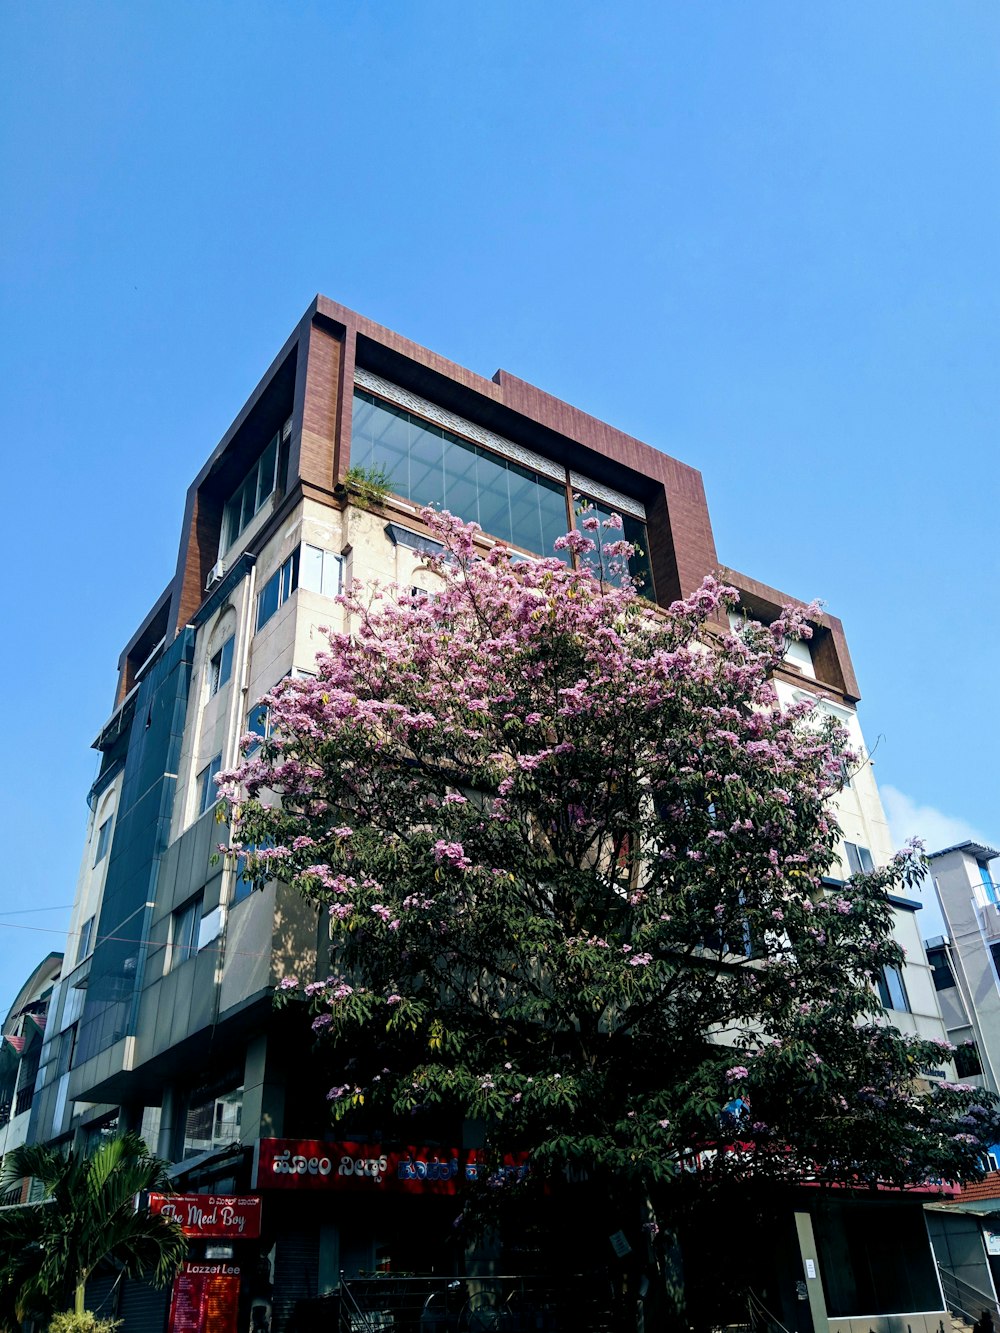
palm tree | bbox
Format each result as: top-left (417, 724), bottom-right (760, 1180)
top-left (0, 1132), bottom-right (187, 1326)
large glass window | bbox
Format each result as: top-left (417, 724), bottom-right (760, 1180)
top-left (352, 391), bottom-right (654, 594)
top-left (926, 946), bottom-right (956, 992)
top-left (222, 432), bottom-right (280, 553)
top-left (351, 391), bottom-right (571, 559)
top-left (76, 915), bottom-right (95, 965)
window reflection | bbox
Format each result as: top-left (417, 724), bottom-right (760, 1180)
top-left (350, 389), bottom-right (653, 596)
top-left (351, 391), bottom-right (571, 561)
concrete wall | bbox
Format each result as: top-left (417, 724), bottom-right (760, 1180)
top-left (934, 850), bottom-right (1000, 1092)
top-left (774, 680), bottom-right (951, 1050)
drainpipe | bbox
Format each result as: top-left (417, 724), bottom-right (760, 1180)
top-left (211, 563), bottom-right (258, 1021)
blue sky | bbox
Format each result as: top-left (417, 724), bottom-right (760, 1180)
top-left (1, 2), bottom-right (998, 989)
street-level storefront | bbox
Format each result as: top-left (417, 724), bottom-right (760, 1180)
top-left (151, 1192), bottom-right (263, 1333)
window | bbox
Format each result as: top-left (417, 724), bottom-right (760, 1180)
top-left (877, 965), bottom-right (910, 1013)
top-left (233, 851), bottom-right (255, 905)
top-left (93, 817), bottom-right (112, 865)
top-left (76, 916), bottom-right (95, 966)
top-left (209, 636), bottom-right (235, 695)
top-left (956, 1043), bottom-right (983, 1080)
top-left (233, 838), bottom-right (272, 904)
top-left (385, 523), bottom-right (445, 557)
top-left (183, 1084), bottom-right (243, 1159)
top-left (246, 703), bottom-right (271, 754)
top-left (256, 551), bottom-right (299, 631)
top-left (926, 946), bottom-right (956, 992)
top-left (576, 498), bottom-right (655, 595)
top-left (197, 755), bottom-right (222, 816)
top-left (300, 544), bottom-right (342, 599)
top-left (980, 861), bottom-right (998, 906)
top-left (171, 895), bottom-right (204, 969)
top-left (222, 431), bottom-right (281, 552)
top-left (198, 906), bottom-right (222, 950)
top-left (352, 390), bottom-right (571, 559)
top-left (845, 843), bottom-right (875, 877)
top-left (83, 1110), bottom-right (120, 1155)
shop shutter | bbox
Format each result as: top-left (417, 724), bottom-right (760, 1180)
top-left (84, 1273), bottom-right (119, 1322)
top-left (119, 1276), bottom-right (170, 1332)
top-left (272, 1228), bottom-right (320, 1332)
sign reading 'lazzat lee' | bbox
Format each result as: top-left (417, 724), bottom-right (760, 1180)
top-left (253, 1139), bottom-right (529, 1193)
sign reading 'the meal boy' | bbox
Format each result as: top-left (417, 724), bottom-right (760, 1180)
top-left (148, 1194), bottom-right (262, 1239)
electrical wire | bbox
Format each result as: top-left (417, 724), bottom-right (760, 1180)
top-left (0, 913), bottom-right (308, 961)
top-left (0, 904), bottom-right (73, 915)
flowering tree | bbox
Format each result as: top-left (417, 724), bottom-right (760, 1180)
top-left (222, 508), bottom-right (997, 1285)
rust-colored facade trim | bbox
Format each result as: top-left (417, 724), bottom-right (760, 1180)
top-left (111, 295), bottom-right (861, 718)
top-left (719, 565), bottom-right (861, 704)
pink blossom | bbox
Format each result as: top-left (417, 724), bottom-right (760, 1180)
top-left (433, 840), bottom-right (472, 870)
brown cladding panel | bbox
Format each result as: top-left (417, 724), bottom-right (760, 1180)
top-left (175, 489), bottom-right (225, 630)
top-left (720, 565), bottom-right (861, 703)
top-left (289, 319), bottom-right (343, 496)
top-left (318, 296), bottom-right (719, 603)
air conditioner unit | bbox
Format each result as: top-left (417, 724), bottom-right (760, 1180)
top-left (205, 560), bottom-right (225, 591)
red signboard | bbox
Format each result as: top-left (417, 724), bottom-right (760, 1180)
top-left (149, 1193), bottom-right (261, 1238)
top-left (253, 1139), bottom-right (529, 1194)
top-left (168, 1264), bottom-right (241, 1333)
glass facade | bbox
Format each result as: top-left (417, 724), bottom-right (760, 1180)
top-left (76, 629), bottom-right (197, 1067)
top-left (351, 390), bottom-right (654, 595)
top-left (351, 391), bottom-right (571, 560)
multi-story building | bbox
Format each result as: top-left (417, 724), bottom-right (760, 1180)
top-left (0, 951), bottom-right (62, 1202)
top-left (923, 841), bottom-right (1000, 1092)
top-left (22, 296), bottom-right (956, 1331)
top-left (917, 844), bottom-right (1000, 1319)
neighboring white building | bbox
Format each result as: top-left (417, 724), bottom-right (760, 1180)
top-left (726, 575), bottom-right (953, 1060)
top-left (925, 841), bottom-right (1000, 1092)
